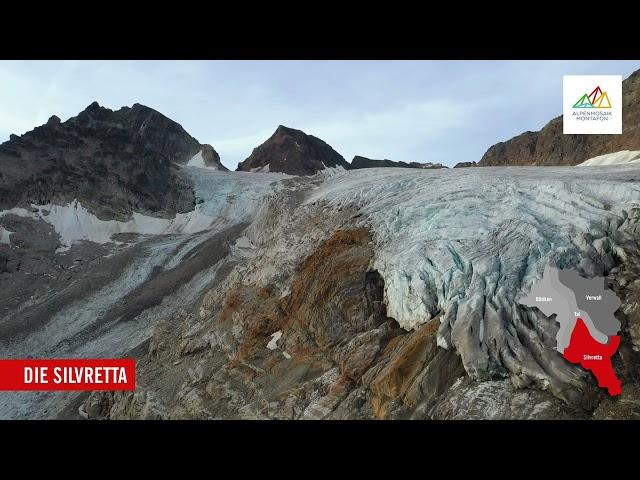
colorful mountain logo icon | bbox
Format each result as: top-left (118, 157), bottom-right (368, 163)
top-left (573, 86), bottom-right (612, 109)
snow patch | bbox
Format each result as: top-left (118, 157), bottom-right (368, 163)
top-left (234, 236), bottom-right (255, 250)
top-left (0, 168), bottom-right (288, 252)
top-left (0, 200), bottom-right (217, 252)
top-left (0, 226), bottom-right (12, 245)
top-left (250, 164), bottom-right (270, 173)
top-left (267, 331), bottom-right (282, 350)
top-left (186, 149), bottom-right (221, 170)
top-left (187, 150), bottom-right (206, 168)
top-left (578, 150), bottom-right (640, 166)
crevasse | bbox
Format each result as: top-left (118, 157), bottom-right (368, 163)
top-left (306, 166), bottom-right (640, 399)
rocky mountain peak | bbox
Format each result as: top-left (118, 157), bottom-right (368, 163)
top-left (0, 102), bottom-right (224, 220)
top-left (236, 125), bottom-right (350, 175)
top-left (46, 115), bottom-right (61, 126)
top-left (72, 101), bottom-right (114, 125)
top-left (275, 124), bottom-right (295, 134)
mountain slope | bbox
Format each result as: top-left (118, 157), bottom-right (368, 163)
top-left (3, 100), bottom-right (640, 421)
top-left (73, 165), bottom-right (640, 420)
top-left (0, 102), bottom-right (224, 219)
top-left (2, 145), bottom-right (640, 419)
top-left (236, 125), bottom-right (350, 175)
top-left (479, 69), bottom-right (640, 166)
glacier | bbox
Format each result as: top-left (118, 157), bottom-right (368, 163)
top-left (0, 167), bottom-right (287, 252)
top-left (3, 163), bottom-right (640, 414)
top-left (305, 166), bottom-right (640, 398)
top-left (0, 226), bottom-right (12, 245)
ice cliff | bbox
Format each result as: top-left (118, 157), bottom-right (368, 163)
top-left (306, 166), bottom-right (640, 399)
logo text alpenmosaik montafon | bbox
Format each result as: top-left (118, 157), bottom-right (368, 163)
top-left (563, 75), bottom-right (622, 134)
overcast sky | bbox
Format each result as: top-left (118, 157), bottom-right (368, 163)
top-left (1, 60), bottom-right (638, 169)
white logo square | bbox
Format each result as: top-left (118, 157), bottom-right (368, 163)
top-left (563, 75), bottom-right (622, 134)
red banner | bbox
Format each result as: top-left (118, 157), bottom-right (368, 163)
top-left (0, 359), bottom-right (135, 391)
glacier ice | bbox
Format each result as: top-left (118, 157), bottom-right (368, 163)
top-left (305, 166), bottom-right (640, 397)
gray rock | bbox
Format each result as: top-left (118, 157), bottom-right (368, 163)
top-left (0, 102), bottom-right (221, 220)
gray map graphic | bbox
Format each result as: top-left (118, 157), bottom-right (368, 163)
top-left (518, 264), bottom-right (621, 353)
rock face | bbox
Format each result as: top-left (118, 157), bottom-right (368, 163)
top-left (351, 156), bottom-right (414, 169)
top-left (4, 96), bottom-right (640, 420)
top-left (351, 156), bottom-right (446, 169)
top-left (200, 144), bottom-right (226, 170)
top-left (479, 69), bottom-right (640, 166)
top-left (0, 102), bottom-right (216, 219)
top-left (81, 225), bottom-right (584, 420)
top-left (453, 161), bottom-right (477, 168)
top-left (236, 125), bottom-right (350, 175)
top-left (186, 143), bottom-right (227, 170)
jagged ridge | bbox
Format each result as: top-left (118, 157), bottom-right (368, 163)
top-left (0, 102), bottom-right (224, 219)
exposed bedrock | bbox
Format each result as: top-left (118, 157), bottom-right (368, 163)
top-left (85, 224), bottom-right (582, 419)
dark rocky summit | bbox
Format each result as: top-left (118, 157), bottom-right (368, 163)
top-left (453, 161), bottom-right (477, 168)
top-left (0, 102), bottom-right (221, 219)
top-left (479, 69), bottom-right (640, 166)
top-left (351, 155), bottom-right (446, 169)
top-left (236, 125), bottom-right (350, 175)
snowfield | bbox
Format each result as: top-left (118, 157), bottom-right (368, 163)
top-left (186, 150), bottom-right (208, 168)
top-left (578, 150), bottom-right (640, 166)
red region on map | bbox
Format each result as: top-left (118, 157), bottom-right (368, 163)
top-left (563, 318), bottom-right (621, 396)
